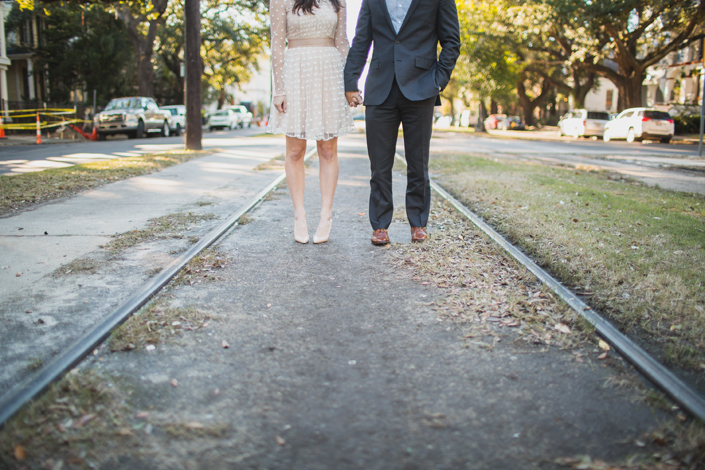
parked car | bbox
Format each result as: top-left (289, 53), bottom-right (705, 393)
top-left (558, 109), bottom-right (610, 138)
top-left (94, 97), bottom-right (171, 140)
top-left (603, 108), bottom-right (675, 143)
top-left (229, 105), bottom-right (253, 128)
top-left (159, 105), bottom-right (185, 136)
top-left (208, 108), bottom-right (241, 131)
top-left (484, 114), bottom-right (506, 130)
top-left (497, 115), bottom-right (525, 130)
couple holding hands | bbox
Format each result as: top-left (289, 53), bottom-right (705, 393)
top-left (266, 0), bottom-right (460, 245)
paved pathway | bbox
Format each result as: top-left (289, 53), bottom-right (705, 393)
top-left (0, 135), bottom-right (666, 468)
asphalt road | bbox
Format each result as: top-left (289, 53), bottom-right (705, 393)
top-left (2, 127), bottom-right (703, 194)
top-left (0, 126), bottom-right (266, 175)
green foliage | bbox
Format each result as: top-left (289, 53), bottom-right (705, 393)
top-left (35, 3), bottom-right (137, 105)
top-left (674, 114), bottom-right (702, 135)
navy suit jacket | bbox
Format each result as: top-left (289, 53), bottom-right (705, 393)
top-left (344, 0), bottom-right (461, 106)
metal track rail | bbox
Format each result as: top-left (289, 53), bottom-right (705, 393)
top-left (0, 149), bottom-right (316, 427)
top-left (395, 153), bottom-right (705, 422)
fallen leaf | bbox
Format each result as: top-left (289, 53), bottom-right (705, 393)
top-left (554, 323), bottom-right (571, 334)
top-left (14, 445), bottom-right (25, 460)
top-left (15, 272), bottom-right (22, 277)
top-left (598, 340), bottom-right (611, 351)
top-left (572, 218), bottom-right (578, 223)
top-left (598, 352), bottom-right (608, 360)
top-left (76, 414), bottom-right (96, 427)
top-left (222, 340), bottom-right (229, 349)
top-left (135, 411), bottom-right (150, 419)
top-left (357, 212), bottom-right (366, 216)
top-left (170, 379), bottom-right (178, 387)
top-left (116, 428), bottom-right (133, 436)
top-left (25, 310), bottom-right (32, 314)
top-left (276, 435), bottom-right (286, 446)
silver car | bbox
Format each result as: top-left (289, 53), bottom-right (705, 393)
top-left (95, 97), bottom-right (172, 140)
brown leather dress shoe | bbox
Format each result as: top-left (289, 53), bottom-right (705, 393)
top-left (371, 228), bottom-right (390, 245)
top-left (410, 227), bottom-right (428, 242)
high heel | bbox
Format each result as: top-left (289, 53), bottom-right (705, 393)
top-left (313, 217), bottom-right (332, 244)
top-left (294, 216), bottom-right (309, 244)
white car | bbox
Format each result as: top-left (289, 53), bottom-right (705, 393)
top-left (208, 109), bottom-right (240, 131)
top-left (558, 109), bottom-right (610, 138)
top-left (159, 105), bottom-right (185, 136)
top-left (229, 105), bottom-right (253, 128)
top-left (603, 108), bottom-right (675, 143)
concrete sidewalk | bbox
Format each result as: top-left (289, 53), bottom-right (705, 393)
top-left (1, 137), bottom-right (667, 469)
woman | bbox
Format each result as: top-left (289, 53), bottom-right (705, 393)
top-left (266, 0), bottom-right (355, 244)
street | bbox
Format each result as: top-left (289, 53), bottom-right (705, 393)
top-left (0, 126), bottom-right (265, 175)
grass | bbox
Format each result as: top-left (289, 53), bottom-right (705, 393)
top-left (171, 248), bottom-right (229, 286)
top-left (103, 211), bottom-right (216, 252)
top-left (0, 368), bottom-right (137, 469)
top-left (428, 152), bottom-right (705, 371)
top-left (51, 257), bottom-right (100, 277)
top-left (0, 150), bottom-right (213, 217)
top-left (254, 153), bottom-right (285, 171)
top-left (108, 299), bottom-right (213, 351)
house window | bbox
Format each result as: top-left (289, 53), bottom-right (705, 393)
top-left (605, 90), bottom-right (613, 109)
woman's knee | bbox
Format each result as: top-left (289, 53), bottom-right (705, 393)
top-left (317, 141), bottom-right (337, 162)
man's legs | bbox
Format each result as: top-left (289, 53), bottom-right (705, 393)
top-left (365, 82), bottom-right (402, 230)
top-left (400, 97), bottom-right (435, 228)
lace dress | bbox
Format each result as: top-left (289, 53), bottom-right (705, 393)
top-left (266, 0), bottom-right (355, 141)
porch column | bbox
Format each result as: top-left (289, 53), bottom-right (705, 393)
top-left (0, 1), bottom-right (12, 113)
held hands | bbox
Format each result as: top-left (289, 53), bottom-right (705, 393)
top-left (346, 91), bottom-right (363, 108)
top-left (273, 95), bottom-right (287, 114)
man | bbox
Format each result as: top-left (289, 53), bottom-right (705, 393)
top-left (344, 0), bottom-right (460, 245)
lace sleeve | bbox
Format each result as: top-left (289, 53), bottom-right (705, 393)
top-left (270, 0), bottom-right (287, 97)
top-left (334, 0), bottom-right (350, 61)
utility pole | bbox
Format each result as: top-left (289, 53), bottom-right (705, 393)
top-left (184, 0), bottom-right (202, 150)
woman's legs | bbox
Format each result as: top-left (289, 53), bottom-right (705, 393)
top-left (286, 136), bottom-right (309, 243)
top-left (314, 138), bottom-right (339, 243)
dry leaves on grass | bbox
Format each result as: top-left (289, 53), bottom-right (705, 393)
top-left (109, 300), bottom-right (213, 351)
top-left (0, 369), bottom-right (137, 468)
top-left (103, 212), bottom-right (217, 252)
top-left (388, 199), bottom-right (585, 350)
top-left (171, 248), bottom-right (229, 286)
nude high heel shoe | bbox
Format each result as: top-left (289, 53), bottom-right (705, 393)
top-left (295, 216), bottom-right (309, 244)
top-left (313, 217), bottom-right (332, 244)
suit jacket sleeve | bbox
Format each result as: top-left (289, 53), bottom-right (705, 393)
top-left (435, 0), bottom-right (461, 91)
top-left (344, 0), bottom-right (373, 92)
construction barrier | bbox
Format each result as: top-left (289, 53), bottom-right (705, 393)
top-left (0, 108), bottom-right (92, 133)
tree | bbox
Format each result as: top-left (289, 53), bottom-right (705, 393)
top-left (455, 0), bottom-right (521, 120)
top-left (541, 0), bottom-right (705, 109)
top-left (201, 0), bottom-right (268, 109)
top-left (117, 0), bottom-right (170, 97)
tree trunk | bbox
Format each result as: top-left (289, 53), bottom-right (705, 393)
top-left (490, 99), bottom-right (498, 115)
top-left (517, 73), bottom-right (552, 127)
top-left (476, 100), bottom-right (487, 132)
top-left (119, 2), bottom-right (168, 98)
top-left (217, 86), bottom-right (227, 110)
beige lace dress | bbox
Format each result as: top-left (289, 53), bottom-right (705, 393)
top-left (266, 0), bottom-right (355, 141)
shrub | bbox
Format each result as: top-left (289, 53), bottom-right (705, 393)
top-left (674, 114), bottom-right (701, 134)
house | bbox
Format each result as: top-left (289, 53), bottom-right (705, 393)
top-left (0, 1), bottom-right (47, 110)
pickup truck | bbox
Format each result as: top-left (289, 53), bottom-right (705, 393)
top-left (94, 97), bottom-right (172, 140)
